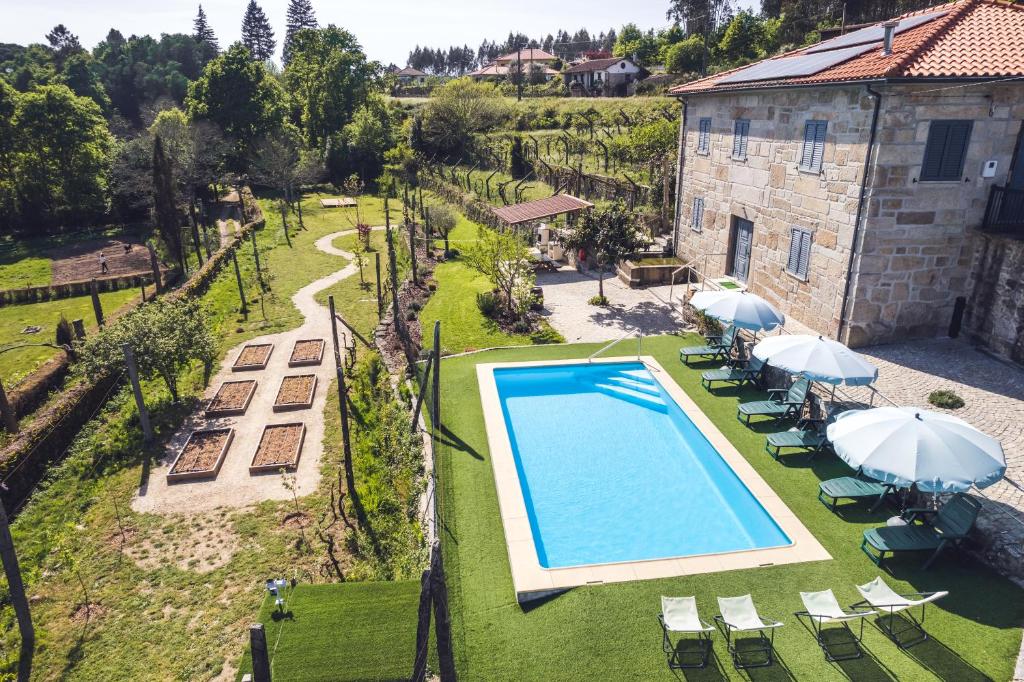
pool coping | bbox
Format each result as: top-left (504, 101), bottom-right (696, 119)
top-left (476, 355), bottom-right (832, 604)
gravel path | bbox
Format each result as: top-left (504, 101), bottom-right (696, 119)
top-left (133, 227), bottom-right (383, 514)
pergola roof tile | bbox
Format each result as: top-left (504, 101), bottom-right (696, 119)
top-left (491, 195), bottom-right (594, 225)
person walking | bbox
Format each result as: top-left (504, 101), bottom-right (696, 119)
top-left (99, 252), bottom-right (109, 274)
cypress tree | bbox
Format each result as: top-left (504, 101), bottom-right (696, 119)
top-left (283, 0), bottom-right (318, 64)
top-left (509, 137), bottom-right (528, 179)
top-left (241, 0), bottom-right (276, 62)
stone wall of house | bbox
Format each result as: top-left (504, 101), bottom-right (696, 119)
top-left (844, 83), bottom-right (1024, 347)
top-left (674, 85), bottom-right (876, 337)
top-left (963, 232), bottom-right (1024, 364)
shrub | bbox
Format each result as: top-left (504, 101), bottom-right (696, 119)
top-left (692, 308), bottom-right (723, 337)
top-left (928, 389), bottom-right (965, 409)
top-left (476, 291), bottom-right (499, 318)
top-left (511, 320), bottom-right (530, 334)
top-left (55, 314), bottom-right (74, 347)
top-left (530, 325), bottom-right (565, 345)
top-left (588, 295), bottom-right (609, 306)
top-left (405, 310), bottom-right (417, 321)
top-left (408, 301), bottom-right (422, 312)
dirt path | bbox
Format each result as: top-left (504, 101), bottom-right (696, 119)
top-left (133, 227), bottom-right (384, 515)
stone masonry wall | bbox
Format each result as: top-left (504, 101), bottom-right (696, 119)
top-left (964, 232), bottom-right (1024, 364)
top-left (844, 82), bottom-right (1024, 347)
top-left (674, 85), bottom-right (875, 337)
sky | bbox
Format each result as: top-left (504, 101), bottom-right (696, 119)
top-left (0, 0), bottom-right (753, 67)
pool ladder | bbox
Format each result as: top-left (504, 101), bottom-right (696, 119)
top-left (587, 327), bottom-right (643, 363)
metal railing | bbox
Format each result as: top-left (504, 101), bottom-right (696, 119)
top-left (587, 326), bottom-right (644, 362)
top-left (667, 252), bottom-right (730, 308)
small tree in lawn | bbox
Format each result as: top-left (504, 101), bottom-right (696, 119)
top-left (426, 203), bottom-right (456, 256)
top-left (77, 298), bottom-right (215, 401)
top-left (562, 202), bottom-right (645, 305)
top-left (466, 228), bottom-right (535, 320)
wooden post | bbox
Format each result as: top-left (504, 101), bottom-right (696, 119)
top-left (411, 568), bottom-right (432, 682)
top-left (249, 623), bottom-right (271, 682)
top-left (425, 208), bottom-right (432, 252)
top-left (410, 354), bottom-right (433, 433)
top-left (0, 496), bottom-right (33, 681)
top-left (279, 200), bottom-right (292, 248)
top-left (408, 219), bottom-right (418, 286)
top-left (385, 206), bottom-right (406, 358)
top-left (122, 344), bottom-right (152, 441)
top-left (232, 251), bottom-right (248, 317)
top-left (329, 297), bottom-right (356, 502)
top-left (140, 281), bottom-right (146, 303)
top-left (0, 377), bottom-right (18, 434)
top-left (147, 241), bottom-right (162, 293)
top-left (89, 279), bottom-right (104, 328)
top-left (432, 321), bottom-right (441, 429)
top-left (374, 253), bottom-right (383, 319)
top-left (72, 319), bottom-right (86, 340)
top-left (418, 187), bottom-right (425, 221)
top-left (250, 228), bottom-right (264, 289)
top-left (430, 542), bottom-right (456, 681)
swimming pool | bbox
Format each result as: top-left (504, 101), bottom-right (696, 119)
top-left (477, 357), bottom-right (829, 601)
top-left (495, 361), bottom-right (790, 568)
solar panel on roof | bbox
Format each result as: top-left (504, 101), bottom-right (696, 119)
top-left (716, 43), bottom-right (878, 84)
top-left (805, 10), bottom-right (947, 53)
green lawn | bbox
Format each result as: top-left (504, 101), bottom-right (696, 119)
top-left (0, 254), bottom-right (52, 289)
top-left (435, 336), bottom-right (1024, 680)
top-left (236, 582), bottom-right (427, 682)
top-left (0, 288), bottom-right (141, 386)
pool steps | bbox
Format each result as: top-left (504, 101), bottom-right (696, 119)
top-left (591, 375), bottom-right (669, 412)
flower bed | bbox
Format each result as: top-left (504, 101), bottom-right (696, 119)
top-left (249, 423), bottom-right (306, 473)
top-left (273, 375), bottom-right (317, 412)
top-left (232, 343), bottom-right (274, 372)
top-left (288, 339), bottom-right (325, 367)
top-left (205, 380), bottom-right (257, 417)
top-left (167, 428), bottom-right (234, 482)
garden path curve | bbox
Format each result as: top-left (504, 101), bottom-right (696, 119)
top-left (133, 226), bottom-right (384, 515)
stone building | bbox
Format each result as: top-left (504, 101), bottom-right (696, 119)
top-left (669, 0), bottom-right (1024, 360)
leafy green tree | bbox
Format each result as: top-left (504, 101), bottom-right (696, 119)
top-left (186, 43), bottom-right (286, 168)
top-left (45, 24), bottom-right (83, 69)
top-left (610, 118), bottom-right (677, 164)
top-left (152, 134), bottom-right (185, 272)
top-left (77, 298), bottom-right (215, 402)
top-left (419, 77), bottom-right (508, 157)
top-left (663, 35), bottom-right (705, 73)
top-left (60, 53), bottom-right (110, 112)
top-left (465, 227), bottom-right (535, 320)
top-left (284, 26), bottom-right (381, 152)
top-left (335, 96), bottom-right (393, 185)
top-left (0, 81), bottom-right (17, 228)
top-left (612, 23), bottom-right (659, 66)
top-left (241, 0), bottom-right (277, 62)
top-left (283, 0), bottom-right (318, 65)
top-left (717, 11), bottom-right (767, 65)
top-left (193, 4), bottom-right (220, 62)
top-left (562, 202), bottom-right (645, 301)
top-left (426, 203), bottom-right (456, 254)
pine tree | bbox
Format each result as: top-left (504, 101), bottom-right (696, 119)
top-left (283, 0), bottom-right (318, 65)
top-left (193, 5), bottom-right (219, 52)
top-left (241, 0), bottom-right (276, 62)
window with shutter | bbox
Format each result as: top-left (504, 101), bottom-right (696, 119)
top-left (732, 119), bottom-right (749, 160)
top-left (799, 121), bottom-right (827, 173)
top-left (697, 118), bottom-right (711, 154)
top-left (920, 120), bottom-right (972, 181)
top-left (691, 197), bottom-right (703, 232)
top-left (786, 227), bottom-right (812, 279)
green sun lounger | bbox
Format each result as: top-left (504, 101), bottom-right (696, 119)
top-left (701, 357), bottom-right (765, 391)
top-left (737, 377), bottom-right (810, 425)
top-left (680, 326), bottom-right (738, 365)
top-left (861, 493), bottom-right (981, 569)
top-left (765, 428), bottom-right (826, 460)
top-left (818, 476), bottom-right (897, 512)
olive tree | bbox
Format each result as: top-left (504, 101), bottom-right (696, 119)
top-left (562, 202), bottom-right (645, 303)
top-left (77, 298), bottom-right (215, 401)
top-left (465, 227), bottom-right (535, 319)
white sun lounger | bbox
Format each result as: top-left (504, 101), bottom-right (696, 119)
top-left (659, 596), bottom-right (714, 669)
top-left (853, 576), bottom-right (948, 648)
top-left (795, 589), bottom-right (875, 661)
top-left (715, 595), bottom-right (784, 669)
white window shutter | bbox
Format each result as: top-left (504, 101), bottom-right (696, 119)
top-left (798, 230), bottom-right (812, 278)
top-left (786, 228), bottom-right (801, 273)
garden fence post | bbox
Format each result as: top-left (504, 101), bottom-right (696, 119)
top-left (385, 204), bottom-right (407, 359)
top-left (409, 219), bottom-right (418, 286)
top-left (122, 343), bottom-right (152, 442)
top-left (0, 496), bottom-right (33, 681)
top-left (374, 253), bottom-right (383, 319)
top-left (89, 279), bottom-right (104, 329)
top-left (432, 321), bottom-right (440, 430)
top-left (140, 281), bottom-right (146, 303)
top-left (0, 378), bottom-right (18, 434)
top-left (147, 241), bottom-right (162, 293)
top-left (232, 251), bottom-right (248, 317)
top-left (249, 623), bottom-right (271, 682)
top-left (430, 541), bottom-right (456, 681)
top-left (411, 568), bottom-right (432, 682)
top-left (72, 319), bottom-right (86, 340)
top-left (250, 228), bottom-right (264, 290)
top-left (329, 298), bottom-right (356, 503)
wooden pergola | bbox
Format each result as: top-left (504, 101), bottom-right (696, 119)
top-left (491, 194), bottom-right (593, 227)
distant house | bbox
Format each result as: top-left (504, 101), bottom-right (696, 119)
top-left (563, 57), bottom-right (645, 96)
top-left (468, 50), bottom-right (560, 83)
top-left (669, 0), bottom-right (1024, 361)
top-left (494, 48), bottom-right (558, 67)
top-left (395, 67), bottom-right (428, 86)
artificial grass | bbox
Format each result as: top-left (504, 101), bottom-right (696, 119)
top-left (236, 582), bottom-right (428, 682)
top-left (434, 336), bottom-right (1024, 680)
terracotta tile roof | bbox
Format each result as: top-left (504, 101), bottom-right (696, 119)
top-left (495, 48), bottom-right (557, 63)
top-left (670, 0), bottom-right (1024, 94)
top-left (396, 67), bottom-right (427, 77)
top-left (491, 195), bottom-right (593, 225)
top-left (564, 57), bottom-right (634, 73)
top-left (469, 62), bottom-right (559, 77)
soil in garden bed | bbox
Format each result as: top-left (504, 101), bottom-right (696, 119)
top-left (251, 423), bottom-right (305, 470)
top-left (170, 430), bottom-right (232, 475)
top-left (289, 339), bottom-right (325, 366)
top-left (206, 380), bottom-right (256, 416)
top-left (274, 375), bottom-right (316, 410)
top-left (233, 343), bottom-right (273, 371)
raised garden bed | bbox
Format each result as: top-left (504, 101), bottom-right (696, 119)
top-left (167, 428), bottom-right (234, 482)
top-left (249, 423), bottom-right (306, 473)
top-left (205, 380), bottom-right (257, 417)
top-left (273, 375), bottom-right (317, 412)
top-left (232, 343), bottom-right (274, 372)
top-left (288, 339), bottom-right (325, 367)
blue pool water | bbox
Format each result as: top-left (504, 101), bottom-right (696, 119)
top-left (494, 362), bottom-right (791, 568)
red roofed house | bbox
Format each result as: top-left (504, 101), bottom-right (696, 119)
top-left (669, 0), bottom-right (1024, 361)
top-left (563, 56), bottom-right (645, 96)
top-left (469, 48), bottom-right (560, 82)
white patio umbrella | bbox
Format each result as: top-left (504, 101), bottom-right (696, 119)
top-left (751, 334), bottom-right (878, 386)
top-left (826, 407), bottom-right (1006, 493)
top-left (688, 290), bottom-right (785, 332)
